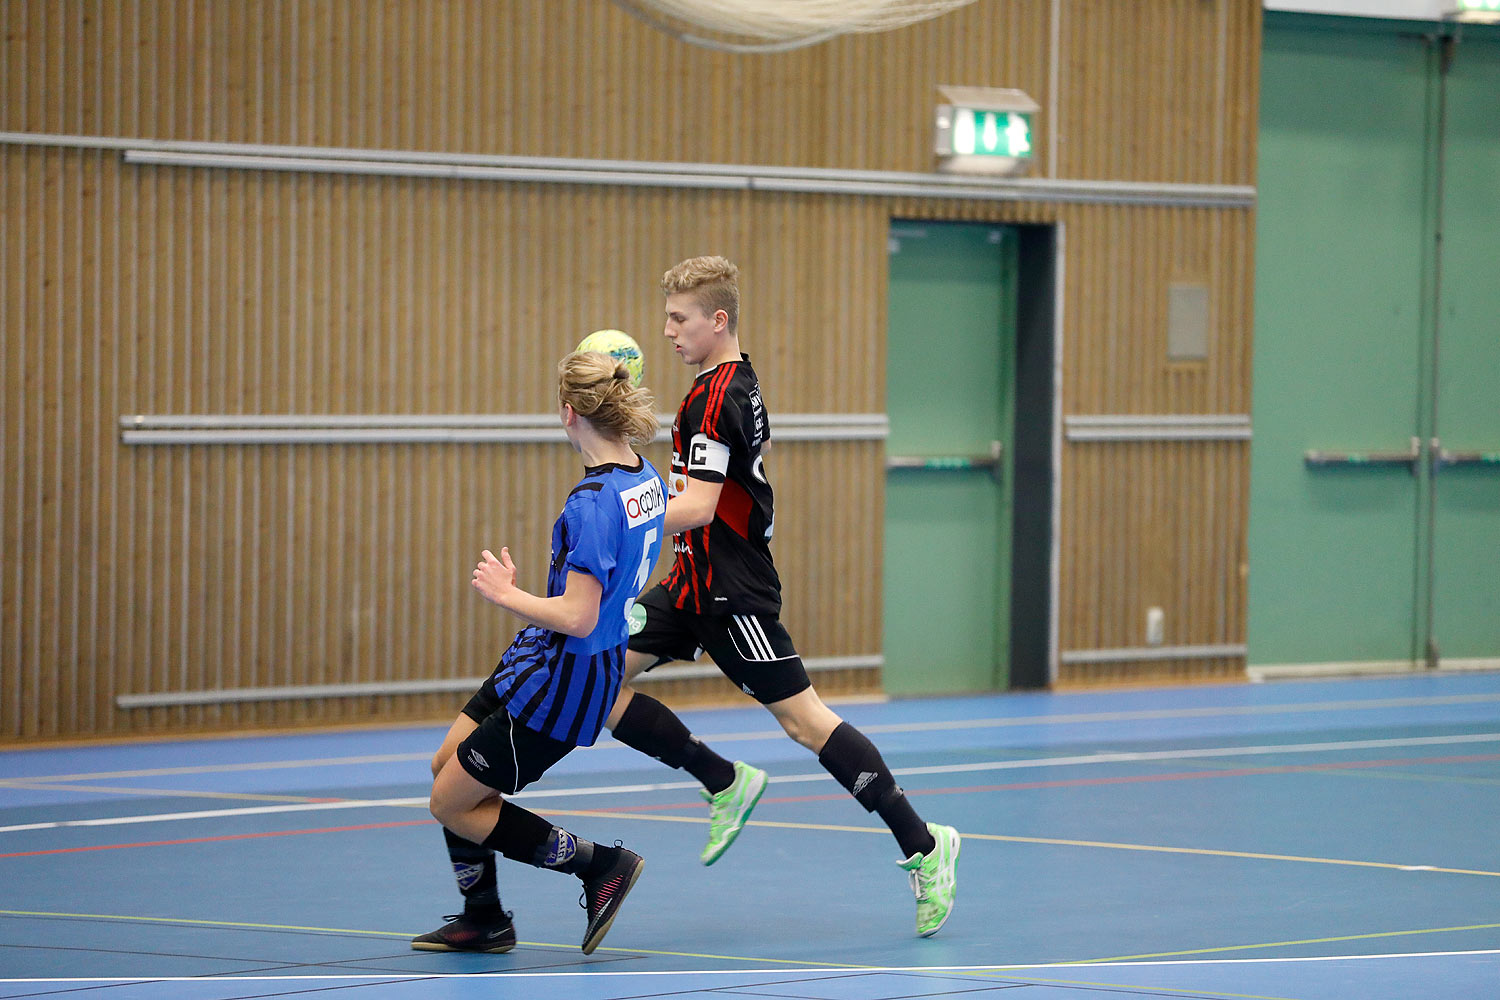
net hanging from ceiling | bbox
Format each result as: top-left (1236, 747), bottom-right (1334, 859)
top-left (608, 0), bottom-right (981, 52)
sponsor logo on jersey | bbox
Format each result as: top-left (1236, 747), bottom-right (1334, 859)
top-left (748, 386), bottom-right (765, 445)
top-left (626, 600), bottom-right (648, 635)
top-left (620, 476), bottom-right (665, 528)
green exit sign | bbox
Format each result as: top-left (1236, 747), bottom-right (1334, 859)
top-left (950, 108), bottom-right (1032, 158)
top-left (933, 87), bottom-right (1039, 176)
top-left (1453, 0), bottom-right (1500, 19)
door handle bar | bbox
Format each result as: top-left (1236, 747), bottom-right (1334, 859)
top-left (886, 441), bottom-right (1004, 482)
top-left (1436, 448), bottom-right (1500, 469)
top-left (1304, 437), bottom-right (1420, 474)
top-left (1303, 438), bottom-right (1500, 474)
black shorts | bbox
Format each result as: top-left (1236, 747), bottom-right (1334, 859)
top-left (457, 680), bottom-right (572, 795)
top-left (627, 584), bottom-right (811, 705)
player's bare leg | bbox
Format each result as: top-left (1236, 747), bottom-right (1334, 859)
top-left (767, 687), bottom-right (960, 937)
top-left (606, 650), bottom-right (766, 864)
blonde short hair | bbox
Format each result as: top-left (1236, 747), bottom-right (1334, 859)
top-left (558, 350), bottom-right (659, 447)
top-left (661, 255), bottom-right (739, 332)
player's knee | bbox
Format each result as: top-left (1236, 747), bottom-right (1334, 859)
top-left (428, 788), bottom-right (456, 827)
top-left (772, 697), bottom-right (840, 751)
top-left (430, 749), bottom-right (449, 779)
top-left (604, 686), bottom-right (635, 731)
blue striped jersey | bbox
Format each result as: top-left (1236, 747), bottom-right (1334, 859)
top-left (489, 457), bottom-right (666, 746)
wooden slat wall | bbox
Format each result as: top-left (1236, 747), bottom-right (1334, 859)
top-left (1057, 203), bottom-right (1255, 686)
top-left (0, 0), bottom-right (1262, 740)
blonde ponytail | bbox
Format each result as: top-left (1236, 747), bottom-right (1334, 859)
top-left (558, 351), bottom-right (659, 446)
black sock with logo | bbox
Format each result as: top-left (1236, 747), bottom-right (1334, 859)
top-left (442, 827), bottom-right (501, 916)
top-left (817, 721), bottom-right (935, 858)
top-left (480, 801), bottom-right (619, 878)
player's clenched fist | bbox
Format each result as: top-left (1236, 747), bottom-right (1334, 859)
top-left (471, 547), bottom-right (518, 607)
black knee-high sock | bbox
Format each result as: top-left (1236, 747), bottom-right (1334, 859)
top-left (817, 721), bottom-right (936, 858)
top-left (612, 692), bottom-right (736, 794)
top-left (442, 827), bottom-right (501, 915)
top-left (480, 800), bottom-right (620, 879)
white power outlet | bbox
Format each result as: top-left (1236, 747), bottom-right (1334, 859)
top-left (1146, 607), bottom-right (1165, 646)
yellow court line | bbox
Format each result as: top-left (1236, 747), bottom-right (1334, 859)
top-left (0, 909), bottom-right (416, 939)
top-left (0, 782), bottom-right (337, 804)
top-left (542, 810), bottom-right (1500, 879)
top-left (972, 974), bottom-right (1302, 1000)
top-left (961, 832), bottom-right (1500, 878)
top-left (1069, 922), bottom-right (1500, 965)
top-left (5, 909), bottom-right (1497, 986)
top-left (0, 909), bottom-right (883, 969)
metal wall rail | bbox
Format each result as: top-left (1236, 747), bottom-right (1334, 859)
top-left (1064, 414), bottom-right (1252, 441)
top-left (1, 131), bottom-right (1257, 209)
top-left (1059, 643), bottom-right (1247, 664)
top-left (114, 655), bottom-right (884, 709)
top-left (119, 412), bottom-right (890, 445)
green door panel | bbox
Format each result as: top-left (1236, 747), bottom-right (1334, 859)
top-left (1433, 37), bottom-right (1500, 664)
top-left (1248, 23), bottom-right (1430, 666)
top-left (884, 222), bottom-right (1017, 694)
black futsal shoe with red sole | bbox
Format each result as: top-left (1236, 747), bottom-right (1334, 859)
top-left (579, 848), bottom-right (645, 955)
top-left (411, 910), bottom-right (516, 953)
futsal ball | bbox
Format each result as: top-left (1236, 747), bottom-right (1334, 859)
top-left (577, 329), bottom-right (645, 387)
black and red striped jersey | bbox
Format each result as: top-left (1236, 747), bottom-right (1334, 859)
top-left (661, 354), bottom-right (782, 615)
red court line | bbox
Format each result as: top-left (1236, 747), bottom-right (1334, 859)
top-left (0, 819), bottom-right (434, 859)
top-left (909, 751), bottom-right (1500, 797)
top-left (6, 752), bottom-right (1497, 857)
top-left (598, 751), bottom-right (1500, 811)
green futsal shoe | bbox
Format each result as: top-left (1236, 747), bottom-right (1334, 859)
top-left (700, 760), bottom-right (768, 865)
top-left (897, 822), bottom-right (960, 937)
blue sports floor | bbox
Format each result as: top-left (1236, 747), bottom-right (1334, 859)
top-left (3, 672), bottom-right (1500, 999)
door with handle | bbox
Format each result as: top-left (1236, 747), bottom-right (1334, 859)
top-left (1429, 36), bottom-right (1500, 668)
top-left (1249, 23), bottom-right (1428, 669)
top-left (883, 221), bottom-right (1017, 694)
top-left (1250, 23), bottom-right (1500, 673)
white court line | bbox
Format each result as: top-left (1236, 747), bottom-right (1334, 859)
top-left (4, 731), bottom-right (1500, 835)
top-left (3, 950), bottom-right (1498, 981)
top-left (769, 692), bottom-right (1500, 741)
top-left (6, 690), bottom-right (1500, 785)
top-left (0, 753), bottom-right (434, 784)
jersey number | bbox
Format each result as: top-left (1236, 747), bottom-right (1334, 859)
top-left (624, 526), bottom-right (658, 634)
